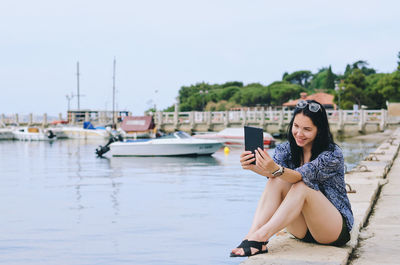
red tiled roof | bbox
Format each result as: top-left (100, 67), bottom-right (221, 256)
top-left (283, 92), bottom-right (335, 107)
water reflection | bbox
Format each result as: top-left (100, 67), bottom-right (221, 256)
top-left (109, 155), bottom-right (221, 170)
top-left (336, 138), bottom-right (381, 171)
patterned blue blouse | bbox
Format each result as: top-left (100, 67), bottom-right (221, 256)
top-left (272, 141), bottom-right (354, 231)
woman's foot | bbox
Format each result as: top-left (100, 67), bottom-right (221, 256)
top-left (230, 234), bottom-right (268, 257)
top-left (230, 239), bottom-right (268, 257)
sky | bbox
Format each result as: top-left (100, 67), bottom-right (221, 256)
top-left (0, 0), bottom-right (399, 117)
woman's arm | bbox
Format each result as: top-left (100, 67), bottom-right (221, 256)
top-left (255, 148), bottom-right (302, 183)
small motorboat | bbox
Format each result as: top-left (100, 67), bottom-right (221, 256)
top-left (0, 122), bottom-right (14, 140)
top-left (0, 128), bottom-right (14, 140)
top-left (61, 121), bottom-right (110, 140)
top-left (13, 127), bottom-right (57, 141)
top-left (96, 131), bottom-right (223, 157)
top-left (193, 127), bottom-right (276, 147)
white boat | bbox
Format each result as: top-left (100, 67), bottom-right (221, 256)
top-left (61, 126), bottom-right (110, 139)
top-left (0, 121), bottom-right (14, 140)
top-left (193, 127), bottom-right (276, 147)
top-left (61, 122), bottom-right (110, 140)
top-left (99, 131), bottom-right (223, 157)
top-left (13, 127), bottom-right (57, 141)
top-left (0, 128), bottom-right (14, 140)
top-left (48, 127), bottom-right (69, 139)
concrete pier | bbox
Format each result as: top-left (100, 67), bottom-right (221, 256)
top-left (349, 142), bottom-right (400, 264)
top-left (238, 128), bottom-right (400, 265)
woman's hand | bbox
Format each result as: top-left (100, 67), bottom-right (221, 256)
top-left (240, 151), bottom-right (256, 170)
top-left (255, 148), bottom-right (279, 177)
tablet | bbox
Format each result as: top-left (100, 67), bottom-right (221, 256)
top-left (244, 126), bottom-right (264, 164)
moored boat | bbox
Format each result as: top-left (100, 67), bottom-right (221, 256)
top-left (61, 122), bottom-right (110, 140)
top-left (96, 131), bottom-right (223, 157)
top-left (13, 127), bottom-right (57, 141)
top-left (193, 127), bottom-right (276, 147)
top-left (0, 128), bottom-right (14, 140)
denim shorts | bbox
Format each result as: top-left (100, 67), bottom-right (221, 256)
top-left (299, 215), bottom-right (350, 247)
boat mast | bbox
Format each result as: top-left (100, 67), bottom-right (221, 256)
top-left (112, 57), bottom-right (116, 127)
top-left (76, 61), bottom-right (80, 111)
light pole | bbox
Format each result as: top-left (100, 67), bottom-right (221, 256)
top-left (335, 82), bottom-right (342, 110)
top-left (175, 96), bottom-right (180, 112)
top-left (66, 94), bottom-right (74, 111)
top-left (154, 90), bottom-right (158, 111)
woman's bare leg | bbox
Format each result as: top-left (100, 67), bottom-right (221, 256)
top-left (245, 177), bottom-right (292, 236)
top-left (231, 177), bottom-right (306, 254)
top-left (232, 181), bottom-right (343, 256)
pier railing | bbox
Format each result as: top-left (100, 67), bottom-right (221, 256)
top-left (0, 111), bottom-right (129, 127)
top-left (152, 109), bottom-right (388, 134)
top-left (0, 109), bottom-right (389, 134)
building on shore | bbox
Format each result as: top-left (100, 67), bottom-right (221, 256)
top-left (283, 92), bottom-right (336, 110)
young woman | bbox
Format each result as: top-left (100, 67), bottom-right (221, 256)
top-left (230, 100), bottom-right (353, 257)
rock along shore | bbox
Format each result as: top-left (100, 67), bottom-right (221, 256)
top-left (239, 128), bottom-right (400, 265)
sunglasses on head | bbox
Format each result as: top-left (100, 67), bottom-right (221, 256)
top-left (296, 100), bottom-right (321, 112)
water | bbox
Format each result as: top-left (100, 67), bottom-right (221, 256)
top-left (0, 138), bottom-right (382, 265)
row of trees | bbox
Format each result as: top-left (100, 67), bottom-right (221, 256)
top-left (161, 52), bottom-right (400, 112)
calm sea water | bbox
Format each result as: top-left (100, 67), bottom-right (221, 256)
top-left (0, 137), bottom-right (381, 265)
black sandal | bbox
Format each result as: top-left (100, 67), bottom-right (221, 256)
top-left (230, 239), bottom-right (268, 257)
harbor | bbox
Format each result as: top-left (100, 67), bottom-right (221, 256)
top-left (0, 128), bottom-right (398, 265)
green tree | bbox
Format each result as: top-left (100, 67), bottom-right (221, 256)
top-left (364, 73), bottom-right (387, 109)
top-left (221, 81), bottom-right (243, 88)
top-left (163, 105), bottom-right (175, 112)
top-left (187, 94), bottom-right (204, 111)
top-left (245, 82), bottom-right (264, 88)
top-left (268, 81), bottom-right (305, 105)
top-left (178, 85), bottom-right (197, 105)
top-left (397, 51), bottom-right (400, 71)
top-left (207, 90), bottom-right (221, 103)
top-left (309, 68), bottom-right (328, 90)
top-left (351, 60), bottom-right (376, 76)
top-left (376, 71), bottom-right (400, 102)
top-left (220, 86), bottom-right (240, 100)
top-left (231, 84), bottom-right (270, 106)
top-left (283, 70), bottom-right (312, 88)
top-left (344, 64), bottom-right (352, 78)
top-left (342, 69), bottom-right (368, 109)
top-left (323, 66), bottom-right (335, 90)
top-left (352, 60), bottom-right (368, 69)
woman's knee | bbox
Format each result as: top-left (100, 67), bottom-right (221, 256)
top-left (289, 181), bottom-right (311, 196)
top-left (267, 177), bottom-right (292, 196)
top-left (268, 177), bottom-right (289, 188)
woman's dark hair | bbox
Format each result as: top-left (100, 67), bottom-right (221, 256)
top-left (287, 100), bottom-right (335, 167)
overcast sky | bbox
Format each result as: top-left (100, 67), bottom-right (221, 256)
top-left (1, 0), bottom-right (399, 117)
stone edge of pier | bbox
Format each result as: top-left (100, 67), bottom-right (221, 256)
top-left (239, 128), bottom-right (400, 265)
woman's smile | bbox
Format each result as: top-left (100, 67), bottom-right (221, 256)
top-left (295, 137), bottom-right (307, 145)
